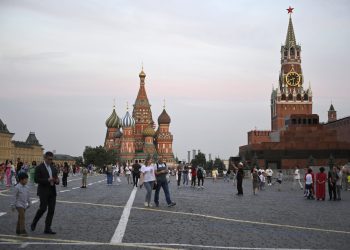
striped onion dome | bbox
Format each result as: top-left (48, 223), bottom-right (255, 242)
top-left (143, 126), bottom-right (155, 137)
top-left (122, 110), bottom-right (135, 128)
top-left (105, 108), bottom-right (120, 128)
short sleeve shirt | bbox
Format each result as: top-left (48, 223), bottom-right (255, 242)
top-left (141, 164), bottom-right (156, 182)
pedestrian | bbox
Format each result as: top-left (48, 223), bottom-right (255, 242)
top-left (316, 167), bottom-right (326, 201)
top-left (305, 168), bottom-right (314, 199)
top-left (259, 171), bottom-right (266, 190)
top-left (5, 160), bottom-right (12, 187)
top-left (62, 162), bottom-right (69, 187)
top-left (277, 170), bottom-right (283, 191)
top-left (293, 166), bottom-right (303, 190)
top-left (139, 157), bottom-right (156, 207)
top-left (328, 166), bottom-right (337, 201)
top-left (336, 166), bottom-right (342, 200)
top-left (183, 164), bottom-right (189, 186)
top-left (11, 172), bottom-right (31, 236)
top-left (31, 151), bottom-right (59, 234)
top-left (132, 161), bottom-right (141, 187)
top-left (252, 168), bottom-right (259, 195)
top-left (236, 163), bottom-right (244, 196)
top-left (212, 168), bottom-right (218, 183)
top-left (223, 169), bottom-right (229, 182)
top-left (191, 165), bottom-right (197, 187)
top-left (154, 157), bottom-right (176, 207)
top-left (341, 166), bottom-right (348, 191)
top-left (266, 167), bottom-right (273, 186)
top-left (29, 161), bottom-right (36, 185)
top-left (106, 164), bottom-right (113, 185)
top-left (0, 162), bottom-right (4, 187)
top-left (125, 164), bottom-right (132, 185)
top-left (197, 166), bottom-right (205, 188)
top-left (177, 161), bottom-right (183, 187)
top-left (81, 166), bottom-right (88, 188)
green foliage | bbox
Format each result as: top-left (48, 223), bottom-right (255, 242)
top-left (75, 156), bottom-right (84, 166)
top-left (191, 152), bottom-right (206, 167)
top-left (83, 146), bottom-right (117, 168)
top-left (213, 158), bottom-right (225, 171)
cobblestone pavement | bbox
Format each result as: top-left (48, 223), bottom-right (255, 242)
top-left (0, 175), bottom-right (349, 249)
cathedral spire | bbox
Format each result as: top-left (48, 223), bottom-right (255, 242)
top-left (285, 7), bottom-right (297, 48)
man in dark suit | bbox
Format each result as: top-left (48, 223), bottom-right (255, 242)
top-left (31, 151), bottom-right (59, 234)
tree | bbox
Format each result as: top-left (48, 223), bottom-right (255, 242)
top-left (191, 152), bottom-right (206, 167)
top-left (83, 146), bottom-right (117, 168)
top-left (213, 158), bottom-right (225, 171)
top-left (75, 156), bottom-right (84, 166)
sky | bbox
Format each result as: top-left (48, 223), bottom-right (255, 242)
top-left (0, 0), bottom-right (349, 161)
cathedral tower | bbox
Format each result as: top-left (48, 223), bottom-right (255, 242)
top-left (133, 68), bottom-right (154, 152)
top-left (120, 106), bottom-right (136, 164)
top-left (271, 7), bottom-right (312, 131)
top-left (156, 104), bottom-right (174, 163)
top-left (328, 103), bottom-right (337, 122)
top-left (104, 105), bottom-right (122, 151)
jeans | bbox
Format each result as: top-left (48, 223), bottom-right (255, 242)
top-left (154, 179), bottom-right (172, 205)
top-left (144, 181), bottom-right (154, 204)
top-left (107, 173), bottom-right (113, 184)
top-left (183, 172), bottom-right (188, 185)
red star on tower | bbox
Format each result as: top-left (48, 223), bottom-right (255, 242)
top-left (287, 6), bottom-right (294, 14)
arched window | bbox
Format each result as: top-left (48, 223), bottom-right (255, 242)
top-left (304, 94), bottom-right (308, 100)
top-left (281, 94), bottom-right (286, 101)
top-left (297, 94), bottom-right (302, 101)
top-left (288, 93), bottom-right (293, 100)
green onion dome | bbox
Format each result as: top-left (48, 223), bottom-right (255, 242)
top-left (105, 108), bottom-right (120, 128)
top-left (143, 126), bottom-right (156, 137)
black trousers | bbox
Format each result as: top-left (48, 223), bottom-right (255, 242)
top-left (237, 178), bottom-right (243, 194)
top-left (197, 177), bottom-right (204, 186)
top-left (132, 173), bottom-right (139, 187)
top-left (191, 176), bottom-right (196, 186)
top-left (62, 173), bottom-right (68, 187)
top-left (177, 173), bottom-right (182, 186)
top-left (32, 193), bottom-right (56, 230)
top-left (328, 182), bottom-right (336, 200)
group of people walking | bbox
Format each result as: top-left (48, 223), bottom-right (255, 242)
top-left (0, 159), bottom-right (37, 187)
top-left (175, 162), bottom-right (206, 188)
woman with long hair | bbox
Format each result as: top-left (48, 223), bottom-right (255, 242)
top-left (139, 157), bottom-right (156, 207)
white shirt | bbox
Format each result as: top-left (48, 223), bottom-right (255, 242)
top-left (44, 162), bottom-right (52, 178)
top-left (266, 169), bottom-right (273, 176)
top-left (141, 164), bottom-right (156, 182)
top-left (305, 174), bottom-right (313, 185)
top-left (294, 169), bottom-right (300, 180)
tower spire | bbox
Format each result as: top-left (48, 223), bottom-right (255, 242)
top-left (285, 7), bottom-right (296, 48)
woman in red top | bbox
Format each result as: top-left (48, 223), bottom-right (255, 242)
top-left (316, 167), bottom-right (327, 201)
top-left (191, 166), bottom-right (197, 187)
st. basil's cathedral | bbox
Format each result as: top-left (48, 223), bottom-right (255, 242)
top-left (104, 69), bottom-right (175, 165)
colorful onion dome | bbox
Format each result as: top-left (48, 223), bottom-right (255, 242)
top-left (143, 126), bottom-right (156, 137)
top-left (122, 110), bottom-right (135, 128)
top-left (158, 109), bottom-right (171, 124)
top-left (105, 108), bottom-right (120, 128)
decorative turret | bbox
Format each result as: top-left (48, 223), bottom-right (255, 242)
top-left (143, 126), bottom-right (156, 137)
top-left (122, 105), bottom-right (135, 128)
top-left (328, 103), bottom-right (337, 123)
top-left (158, 109), bottom-right (171, 125)
top-left (26, 132), bottom-right (41, 146)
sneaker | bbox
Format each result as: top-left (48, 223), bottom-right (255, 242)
top-left (148, 203), bottom-right (153, 208)
top-left (167, 202), bottom-right (176, 207)
top-left (144, 202), bottom-right (149, 207)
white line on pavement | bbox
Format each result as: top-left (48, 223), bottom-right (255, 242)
top-left (72, 187), bottom-right (80, 190)
top-left (59, 190), bottom-right (70, 193)
top-left (110, 187), bottom-right (137, 244)
top-left (0, 212), bottom-right (7, 217)
top-left (31, 199), bottom-right (39, 204)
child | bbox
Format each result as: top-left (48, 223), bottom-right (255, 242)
top-left (277, 170), bottom-right (283, 191)
top-left (81, 167), bottom-right (88, 188)
top-left (11, 172), bottom-right (31, 236)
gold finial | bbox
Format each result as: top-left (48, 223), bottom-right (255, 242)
top-left (141, 61), bottom-right (144, 71)
top-left (163, 99), bottom-right (166, 109)
top-left (113, 98), bottom-right (116, 108)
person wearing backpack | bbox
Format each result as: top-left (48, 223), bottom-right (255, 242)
top-left (154, 157), bottom-right (176, 207)
top-left (197, 166), bottom-right (204, 188)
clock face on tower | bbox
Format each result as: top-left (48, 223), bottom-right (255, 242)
top-left (285, 68), bottom-right (301, 87)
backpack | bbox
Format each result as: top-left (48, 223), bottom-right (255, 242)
top-left (197, 168), bottom-right (203, 177)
